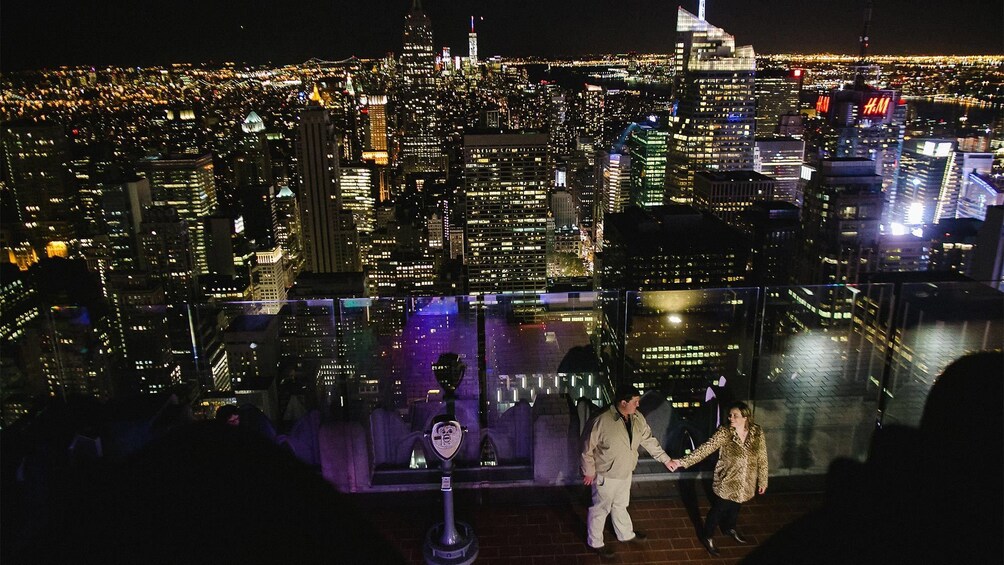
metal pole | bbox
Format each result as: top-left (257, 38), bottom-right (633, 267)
top-left (440, 458), bottom-right (459, 546)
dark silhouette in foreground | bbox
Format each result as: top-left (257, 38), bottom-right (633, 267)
top-left (16, 422), bottom-right (405, 564)
top-left (743, 351), bottom-right (1003, 565)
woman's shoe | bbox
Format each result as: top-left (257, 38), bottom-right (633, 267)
top-left (725, 528), bottom-right (749, 544)
top-left (704, 537), bottom-right (720, 556)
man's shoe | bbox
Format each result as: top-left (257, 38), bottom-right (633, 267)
top-left (629, 530), bottom-right (648, 542)
top-left (703, 537), bottom-right (720, 557)
top-left (589, 545), bottom-right (615, 558)
top-left (725, 528), bottom-right (748, 544)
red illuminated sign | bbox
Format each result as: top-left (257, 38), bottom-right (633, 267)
top-left (815, 95), bottom-right (830, 114)
top-left (792, 69), bottom-right (802, 78)
top-left (862, 95), bottom-right (891, 117)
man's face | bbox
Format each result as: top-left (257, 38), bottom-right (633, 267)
top-left (619, 396), bottom-right (641, 416)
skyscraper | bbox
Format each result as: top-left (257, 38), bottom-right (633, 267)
top-left (297, 105), bottom-right (360, 273)
top-left (628, 122), bottom-right (670, 209)
top-left (464, 133), bottom-right (549, 295)
top-left (666, 8), bottom-right (756, 202)
top-left (893, 139), bottom-right (956, 227)
top-left (693, 170), bottom-right (774, 227)
top-left (468, 16), bottom-right (479, 66)
top-left (143, 153), bottom-right (218, 274)
top-left (578, 85), bottom-right (604, 142)
top-left (753, 68), bottom-right (802, 136)
top-left (939, 152), bottom-right (994, 221)
top-left (799, 159), bottom-right (884, 284)
top-left (138, 205), bottom-right (195, 303)
top-left (1, 121), bottom-right (75, 256)
top-left (398, 0), bottom-right (444, 174)
top-left (361, 95), bottom-right (389, 158)
top-left (805, 86), bottom-right (905, 220)
top-left (235, 111), bottom-right (273, 188)
top-left (754, 136), bottom-right (805, 205)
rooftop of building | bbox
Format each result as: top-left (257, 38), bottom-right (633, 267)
top-left (694, 170), bottom-right (774, 184)
top-left (606, 206), bottom-right (747, 251)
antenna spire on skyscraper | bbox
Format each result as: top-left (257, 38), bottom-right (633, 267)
top-left (854, 0), bottom-right (874, 88)
top-left (698, 0), bottom-right (706, 20)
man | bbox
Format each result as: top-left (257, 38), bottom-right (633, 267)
top-left (581, 385), bottom-right (673, 558)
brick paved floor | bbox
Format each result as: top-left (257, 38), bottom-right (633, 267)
top-left (362, 484), bottom-right (824, 564)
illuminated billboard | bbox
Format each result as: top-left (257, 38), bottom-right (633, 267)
top-left (861, 95), bottom-right (892, 117)
top-left (815, 94), bottom-right (830, 114)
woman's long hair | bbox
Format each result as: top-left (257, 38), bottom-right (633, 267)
top-left (728, 401), bottom-right (754, 428)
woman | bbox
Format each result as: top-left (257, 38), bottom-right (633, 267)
top-left (669, 401), bottom-right (768, 556)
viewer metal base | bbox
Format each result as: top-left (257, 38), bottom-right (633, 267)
top-left (423, 521), bottom-right (479, 565)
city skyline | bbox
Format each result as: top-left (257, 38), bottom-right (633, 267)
top-left (2, 0), bottom-right (1002, 71)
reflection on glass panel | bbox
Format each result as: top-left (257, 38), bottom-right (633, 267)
top-left (189, 300), bottom-right (336, 425)
top-left (483, 292), bottom-right (606, 422)
top-left (342, 296), bottom-right (481, 468)
top-left (881, 281), bottom-right (1004, 427)
top-left (757, 285), bottom-right (890, 475)
top-left (340, 296), bottom-right (478, 413)
top-left (624, 288), bottom-right (758, 459)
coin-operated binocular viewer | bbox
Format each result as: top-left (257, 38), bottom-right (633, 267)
top-left (423, 353), bottom-right (479, 565)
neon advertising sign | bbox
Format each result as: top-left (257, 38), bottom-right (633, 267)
top-left (815, 95), bottom-right (831, 114)
top-left (861, 95), bottom-right (892, 117)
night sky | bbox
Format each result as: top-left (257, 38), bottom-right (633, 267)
top-left (2, 0), bottom-right (1002, 71)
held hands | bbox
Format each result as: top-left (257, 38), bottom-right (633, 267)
top-left (665, 459), bottom-right (682, 472)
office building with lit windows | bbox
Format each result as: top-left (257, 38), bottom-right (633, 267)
top-left (298, 105), bottom-right (360, 273)
top-left (799, 158), bottom-right (884, 284)
top-left (753, 68), bottom-right (802, 136)
top-left (464, 132), bottom-right (549, 295)
top-left (601, 205), bottom-right (750, 291)
top-left (399, 0), bottom-right (445, 173)
top-left (143, 153), bottom-right (218, 275)
top-left (958, 173), bottom-right (1004, 221)
top-left (804, 84), bottom-right (905, 216)
top-left (693, 170), bottom-right (774, 228)
top-left (754, 136), bottom-right (805, 205)
top-left (925, 218), bottom-right (983, 276)
top-left (666, 8), bottom-right (756, 202)
top-left (1, 121), bottom-right (76, 255)
top-left (628, 123), bottom-right (670, 208)
top-left (893, 139), bottom-right (955, 227)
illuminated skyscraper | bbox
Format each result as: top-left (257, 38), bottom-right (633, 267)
top-left (799, 158), bottom-right (884, 284)
top-left (693, 170), bottom-right (774, 227)
top-left (398, 0), bottom-right (444, 173)
top-left (1, 121), bottom-right (75, 256)
top-left (138, 205), bottom-right (195, 303)
top-left (628, 122), bottom-right (669, 208)
top-left (143, 153), bottom-right (218, 274)
top-left (235, 111), bottom-right (273, 188)
top-left (666, 8), bottom-right (756, 202)
top-left (579, 85), bottom-right (604, 142)
top-left (753, 68), bottom-right (802, 136)
top-left (894, 139), bottom-right (956, 227)
top-left (806, 87), bottom-right (905, 218)
top-left (939, 152), bottom-right (993, 221)
top-left (594, 150), bottom-right (631, 253)
top-left (468, 16), bottom-right (479, 66)
top-left (464, 133), bottom-right (549, 295)
top-left (297, 105), bottom-right (360, 273)
top-left (754, 136), bottom-right (805, 205)
top-left (106, 271), bottom-right (179, 395)
top-left (361, 95), bottom-right (389, 157)
top-left (252, 246), bottom-right (289, 305)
